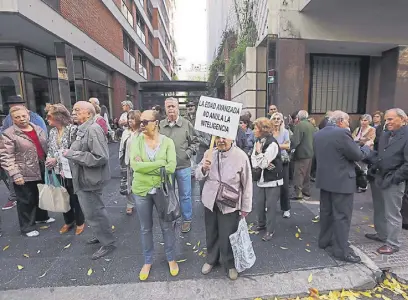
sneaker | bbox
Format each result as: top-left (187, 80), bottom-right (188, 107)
top-left (36, 217), bottom-right (55, 224)
top-left (228, 268), bottom-right (238, 280)
top-left (283, 210), bottom-right (291, 218)
top-left (26, 230), bottom-right (39, 237)
top-left (2, 200), bottom-right (16, 210)
top-left (201, 263), bottom-right (213, 275)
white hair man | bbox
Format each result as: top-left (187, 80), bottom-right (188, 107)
top-left (62, 101), bottom-right (115, 260)
top-left (365, 108), bottom-right (408, 255)
top-left (119, 100), bottom-right (134, 128)
top-left (160, 97), bottom-right (199, 233)
top-left (290, 110), bottom-right (315, 200)
top-left (314, 110), bottom-right (369, 263)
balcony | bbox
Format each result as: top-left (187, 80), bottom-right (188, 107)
top-left (124, 49), bottom-right (136, 70)
top-left (121, 1), bottom-right (134, 26)
top-left (139, 63), bottom-right (147, 78)
top-left (136, 25), bottom-right (146, 44)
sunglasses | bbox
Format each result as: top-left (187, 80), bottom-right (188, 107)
top-left (140, 119), bottom-right (156, 126)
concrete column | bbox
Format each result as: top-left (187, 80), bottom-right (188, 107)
top-left (379, 46), bottom-right (408, 112)
top-left (112, 72), bottom-right (126, 118)
top-left (54, 42), bottom-right (76, 109)
top-left (276, 39), bottom-right (306, 116)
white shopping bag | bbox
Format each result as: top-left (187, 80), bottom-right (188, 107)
top-left (229, 218), bottom-right (256, 273)
top-left (38, 171), bottom-right (70, 213)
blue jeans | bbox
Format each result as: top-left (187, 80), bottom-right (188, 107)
top-left (173, 167), bottom-right (192, 221)
top-left (134, 194), bottom-right (176, 264)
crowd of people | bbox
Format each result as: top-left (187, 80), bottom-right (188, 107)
top-left (0, 95), bottom-right (407, 282)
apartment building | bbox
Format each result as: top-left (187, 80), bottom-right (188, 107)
top-left (0, 0), bottom-right (176, 120)
top-left (207, 0), bottom-right (408, 120)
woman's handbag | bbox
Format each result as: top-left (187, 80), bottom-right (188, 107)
top-left (355, 162), bottom-right (368, 191)
top-left (154, 167), bottom-right (181, 222)
top-left (38, 170), bottom-right (70, 213)
top-left (216, 153), bottom-right (240, 208)
top-left (281, 151), bottom-right (290, 164)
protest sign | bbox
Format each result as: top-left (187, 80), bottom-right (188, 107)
top-left (194, 96), bottom-right (243, 141)
top-left (59, 151), bottom-right (72, 179)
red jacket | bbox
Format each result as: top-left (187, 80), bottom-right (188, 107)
top-left (96, 116), bottom-right (108, 135)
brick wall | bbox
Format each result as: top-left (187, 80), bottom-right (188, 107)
top-left (112, 72), bottom-right (127, 118)
top-left (61, 0), bottom-right (124, 60)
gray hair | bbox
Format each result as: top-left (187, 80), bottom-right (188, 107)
top-left (89, 97), bottom-right (100, 106)
top-left (328, 110), bottom-right (349, 124)
top-left (297, 110), bottom-right (309, 120)
top-left (386, 108), bottom-right (407, 120)
top-left (165, 97), bottom-right (179, 106)
top-left (360, 114), bottom-right (372, 123)
top-left (271, 112), bottom-right (285, 135)
top-left (121, 100), bottom-right (134, 109)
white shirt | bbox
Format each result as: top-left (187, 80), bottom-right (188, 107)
top-left (119, 112), bottom-right (128, 128)
top-left (251, 142), bottom-right (284, 188)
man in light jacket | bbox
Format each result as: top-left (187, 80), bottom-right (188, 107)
top-left (160, 97), bottom-right (199, 233)
top-left (62, 101), bottom-right (115, 260)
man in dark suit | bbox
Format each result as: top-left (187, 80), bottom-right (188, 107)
top-left (365, 108), bottom-right (408, 254)
top-left (314, 110), bottom-right (368, 263)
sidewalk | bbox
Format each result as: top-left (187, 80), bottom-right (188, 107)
top-left (0, 144), bottom-right (386, 299)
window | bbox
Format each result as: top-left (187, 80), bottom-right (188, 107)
top-left (23, 50), bottom-right (48, 77)
top-left (138, 52), bottom-right (147, 78)
top-left (149, 61), bottom-right (154, 80)
top-left (147, 0), bottom-right (153, 23)
top-left (25, 74), bottom-right (50, 119)
top-left (148, 32), bottom-right (154, 53)
top-left (126, 80), bottom-right (136, 103)
top-left (0, 48), bottom-right (19, 71)
top-left (86, 81), bottom-right (111, 110)
top-left (309, 55), bottom-right (369, 114)
top-left (123, 32), bottom-right (136, 70)
top-left (0, 73), bottom-right (22, 115)
top-left (159, 0), bottom-right (169, 29)
top-left (121, 0), bottom-right (134, 25)
top-left (136, 11), bottom-right (146, 44)
top-left (85, 62), bottom-right (110, 86)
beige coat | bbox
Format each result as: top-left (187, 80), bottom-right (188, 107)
top-left (0, 124), bottom-right (47, 182)
top-left (195, 146), bottom-right (253, 214)
top-left (352, 126), bottom-right (376, 145)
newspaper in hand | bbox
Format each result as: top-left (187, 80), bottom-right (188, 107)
top-left (59, 150), bottom-right (72, 179)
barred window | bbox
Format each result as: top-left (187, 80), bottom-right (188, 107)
top-left (309, 55), bottom-right (368, 114)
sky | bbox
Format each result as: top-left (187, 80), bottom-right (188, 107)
top-left (174, 0), bottom-right (207, 64)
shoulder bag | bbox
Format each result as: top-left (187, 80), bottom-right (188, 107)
top-left (215, 153), bottom-right (240, 208)
top-left (154, 167), bottom-right (181, 222)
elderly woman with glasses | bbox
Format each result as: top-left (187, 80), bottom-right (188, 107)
top-left (0, 106), bottom-right (53, 237)
top-left (45, 103), bottom-right (85, 235)
top-left (252, 117), bottom-right (284, 241)
top-left (271, 112), bottom-right (291, 218)
top-left (130, 109), bottom-right (178, 281)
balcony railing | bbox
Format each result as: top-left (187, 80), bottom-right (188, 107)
top-left (121, 1), bottom-right (134, 26)
top-left (136, 25), bottom-right (146, 44)
top-left (124, 49), bottom-right (136, 70)
top-left (159, 0), bottom-right (170, 29)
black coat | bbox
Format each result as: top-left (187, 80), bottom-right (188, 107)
top-left (314, 125), bottom-right (367, 194)
top-left (370, 126), bottom-right (408, 189)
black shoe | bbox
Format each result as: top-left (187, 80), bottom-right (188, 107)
top-left (91, 245), bottom-right (116, 260)
top-left (87, 237), bottom-right (100, 245)
top-left (335, 253), bottom-right (361, 263)
top-left (403, 224), bottom-right (408, 230)
top-left (365, 233), bottom-right (384, 242)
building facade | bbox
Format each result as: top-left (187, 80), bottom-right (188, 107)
top-left (177, 58), bottom-right (208, 81)
top-left (0, 0), bottom-right (176, 121)
top-left (207, 0), bottom-right (408, 121)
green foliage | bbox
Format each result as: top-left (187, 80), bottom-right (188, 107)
top-left (172, 73), bottom-right (179, 81)
top-left (225, 39), bottom-right (248, 83)
top-left (208, 57), bottom-right (225, 84)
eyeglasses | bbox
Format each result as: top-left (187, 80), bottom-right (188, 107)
top-left (140, 119), bottom-right (156, 126)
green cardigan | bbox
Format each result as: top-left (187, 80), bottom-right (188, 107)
top-left (130, 134), bottom-right (177, 196)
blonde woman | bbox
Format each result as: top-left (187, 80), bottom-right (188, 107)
top-left (271, 112), bottom-right (291, 218)
top-left (352, 114), bottom-right (376, 146)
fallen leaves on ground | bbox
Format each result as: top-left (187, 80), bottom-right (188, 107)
top-left (3, 245), bottom-right (9, 251)
top-left (311, 216), bottom-right (319, 223)
top-left (23, 254), bottom-right (29, 258)
top-left (39, 225), bottom-right (49, 230)
top-left (176, 259), bottom-right (187, 263)
top-left (63, 243), bottom-right (71, 249)
top-left (87, 268), bottom-right (93, 276)
top-left (254, 272), bottom-right (408, 300)
top-left (38, 271), bottom-right (47, 278)
top-left (17, 265), bottom-right (24, 270)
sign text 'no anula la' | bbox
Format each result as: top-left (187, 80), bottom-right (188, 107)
top-left (194, 96), bottom-right (243, 140)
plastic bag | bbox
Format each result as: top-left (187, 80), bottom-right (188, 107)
top-left (229, 218), bottom-right (256, 273)
top-left (38, 171), bottom-right (70, 213)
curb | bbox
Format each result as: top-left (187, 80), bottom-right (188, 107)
top-left (0, 264), bottom-right (377, 300)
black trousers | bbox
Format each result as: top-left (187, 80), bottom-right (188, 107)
top-left (280, 163), bottom-right (291, 211)
top-left (318, 190), bottom-right (353, 258)
top-left (204, 204), bottom-right (239, 270)
top-left (310, 156), bottom-right (317, 178)
top-left (14, 181), bottom-right (49, 233)
top-left (56, 175), bottom-right (85, 226)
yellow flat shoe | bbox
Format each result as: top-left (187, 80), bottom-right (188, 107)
top-left (139, 265), bottom-right (151, 281)
top-left (169, 261), bottom-right (179, 277)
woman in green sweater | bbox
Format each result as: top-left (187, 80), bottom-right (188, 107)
top-left (130, 109), bottom-right (178, 281)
